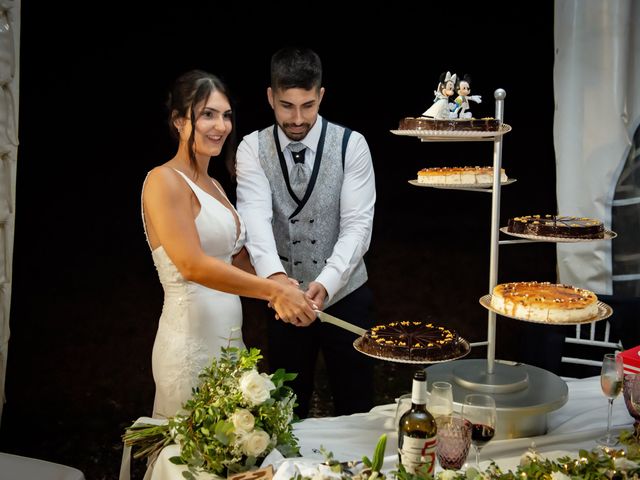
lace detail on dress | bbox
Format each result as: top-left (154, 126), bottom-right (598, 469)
top-left (142, 168), bottom-right (245, 419)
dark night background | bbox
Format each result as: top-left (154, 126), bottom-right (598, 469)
top-left (0, 2), bottom-right (582, 479)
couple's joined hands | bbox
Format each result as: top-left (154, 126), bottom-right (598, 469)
top-left (269, 273), bottom-right (327, 326)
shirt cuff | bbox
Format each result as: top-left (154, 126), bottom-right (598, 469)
top-left (254, 257), bottom-right (287, 280)
top-left (314, 269), bottom-right (341, 304)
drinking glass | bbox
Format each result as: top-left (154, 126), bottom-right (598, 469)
top-left (394, 393), bottom-right (412, 428)
top-left (625, 373), bottom-right (640, 436)
top-left (435, 413), bottom-right (471, 470)
top-left (429, 381), bottom-right (453, 419)
top-left (461, 394), bottom-right (497, 467)
top-left (623, 374), bottom-right (640, 423)
top-left (597, 352), bottom-right (624, 447)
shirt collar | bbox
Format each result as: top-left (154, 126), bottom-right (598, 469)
top-left (278, 115), bottom-right (323, 153)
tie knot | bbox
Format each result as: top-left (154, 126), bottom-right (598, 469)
top-left (288, 143), bottom-right (306, 164)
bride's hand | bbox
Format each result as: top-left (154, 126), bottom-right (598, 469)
top-left (270, 283), bottom-right (317, 326)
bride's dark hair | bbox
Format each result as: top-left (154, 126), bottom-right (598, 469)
top-left (167, 70), bottom-right (237, 179)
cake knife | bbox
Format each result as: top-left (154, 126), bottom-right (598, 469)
top-left (315, 310), bottom-right (366, 336)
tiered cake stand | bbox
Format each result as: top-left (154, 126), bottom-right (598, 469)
top-left (384, 89), bottom-right (615, 439)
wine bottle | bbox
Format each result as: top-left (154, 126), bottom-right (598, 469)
top-left (398, 370), bottom-right (437, 475)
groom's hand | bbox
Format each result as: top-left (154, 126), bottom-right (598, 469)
top-left (306, 281), bottom-right (327, 311)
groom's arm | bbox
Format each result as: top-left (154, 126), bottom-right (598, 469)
top-left (235, 132), bottom-right (287, 280)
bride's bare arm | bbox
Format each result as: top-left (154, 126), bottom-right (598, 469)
top-left (143, 167), bottom-right (315, 325)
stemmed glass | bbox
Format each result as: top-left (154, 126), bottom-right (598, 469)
top-left (629, 374), bottom-right (640, 415)
top-left (462, 394), bottom-right (497, 467)
top-left (597, 352), bottom-right (624, 447)
top-left (624, 373), bottom-right (640, 436)
top-left (429, 381), bottom-right (453, 419)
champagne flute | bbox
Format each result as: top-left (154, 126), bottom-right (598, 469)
top-left (597, 352), bottom-right (624, 447)
top-left (429, 381), bottom-right (453, 419)
top-left (462, 394), bottom-right (497, 467)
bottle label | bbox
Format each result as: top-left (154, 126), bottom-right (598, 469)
top-left (399, 435), bottom-right (437, 474)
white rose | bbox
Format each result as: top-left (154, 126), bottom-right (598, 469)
top-left (239, 370), bottom-right (275, 406)
top-left (240, 429), bottom-right (270, 457)
top-left (230, 408), bottom-right (255, 434)
top-left (519, 449), bottom-right (542, 467)
top-left (550, 472), bottom-right (571, 480)
top-left (437, 470), bottom-right (458, 480)
top-left (614, 457), bottom-right (639, 470)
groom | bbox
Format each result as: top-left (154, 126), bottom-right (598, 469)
top-left (235, 46), bottom-right (376, 417)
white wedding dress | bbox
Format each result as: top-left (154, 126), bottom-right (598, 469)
top-left (142, 169), bottom-right (246, 419)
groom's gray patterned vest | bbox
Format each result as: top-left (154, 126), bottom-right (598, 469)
top-left (258, 118), bottom-right (367, 306)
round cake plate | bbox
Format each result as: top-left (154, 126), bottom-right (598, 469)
top-left (353, 336), bottom-right (471, 365)
top-left (479, 294), bottom-right (613, 325)
top-left (408, 178), bottom-right (517, 190)
top-left (499, 227), bottom-right (617, 243)
top-left (390, 123), bottom-right (512, 140)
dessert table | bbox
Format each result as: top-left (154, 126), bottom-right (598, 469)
top-left (121, 376), bottom-right (635, 480)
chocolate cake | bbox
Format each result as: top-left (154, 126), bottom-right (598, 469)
top-left (490, 281), bottom-right (599, 323)
top-left (358, 321), bottom-right (466, 361)
top-left (507, 215), bottom-right (604, 239)
top-left (398, 117), bottom-right (500, 132)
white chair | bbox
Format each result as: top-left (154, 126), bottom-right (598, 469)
top-left (0, 452), bottom-right (85, 480)
top-left (561, 320), bottom-right (622, 368)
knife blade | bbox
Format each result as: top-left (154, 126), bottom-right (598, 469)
top-left (315, 310), bottom-right (366, 336)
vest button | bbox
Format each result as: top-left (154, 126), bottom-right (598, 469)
top-left (294, 261), bottom-right (302, 265)
top-left (312, 260), bottom-right (318, 264)
top-left (293, 240), bottom-right (300, 244)
top-left (311, 240), bottom-right (316, 244)
top-left (291, 219), bottom-right (298, 224)
top-left (309, 219), bottom-right (314, 223)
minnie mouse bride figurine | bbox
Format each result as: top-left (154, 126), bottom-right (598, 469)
top-left (422, 71), bottom-right (457, 119)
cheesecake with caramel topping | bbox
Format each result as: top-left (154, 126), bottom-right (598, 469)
top-left (490, 281), bottom-right (598, 323)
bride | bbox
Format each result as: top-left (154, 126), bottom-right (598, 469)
top-left (141, 70), bottom-right (316, 419)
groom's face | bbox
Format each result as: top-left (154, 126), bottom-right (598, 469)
top-left (267, 86), bottom-right (325, 141)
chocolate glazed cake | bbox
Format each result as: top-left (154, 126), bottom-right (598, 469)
top-left (398, 117), bottom-right (500, 132)
top-left (359, 321), bottom-right (465, 361)
top-left (507, 215), bottom-right (604, 239)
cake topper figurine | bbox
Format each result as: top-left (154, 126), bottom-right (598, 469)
top-left (453, 75), bottom-right (482, 118)
top-left (422, 71), bottom-right (457, 120)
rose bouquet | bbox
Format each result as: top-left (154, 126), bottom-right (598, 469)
top-left (123, 347), bottom-right (300, 477)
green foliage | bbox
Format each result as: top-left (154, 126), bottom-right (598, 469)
top-left (123, 347), bottom-right (300, 477)
top-left (307, 431), bottom-right (640, 480)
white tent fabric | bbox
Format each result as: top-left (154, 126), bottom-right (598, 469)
top-left (554, 0), bottom-right (640, 294)
top-left (0, 0), bottom-right (19, 423)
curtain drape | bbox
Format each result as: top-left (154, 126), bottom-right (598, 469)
top-left (0, 0), bottom-right (19, 424)
top-left (554, 0), bottom-right (640, 294)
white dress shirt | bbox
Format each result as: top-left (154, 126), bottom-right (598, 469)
top-left (235, 115), bottom-right (376, 302)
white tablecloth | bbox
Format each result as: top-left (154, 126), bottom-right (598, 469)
top-left (122, 376), bottom-right (636, 479)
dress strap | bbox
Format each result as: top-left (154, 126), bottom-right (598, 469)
top-left (140, 172), bottom-right (153, 250)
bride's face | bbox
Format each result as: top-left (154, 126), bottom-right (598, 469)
top-left (181, 90), bottom-right (233, 158)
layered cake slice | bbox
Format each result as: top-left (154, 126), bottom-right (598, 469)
top-left (417, 166), bottom-right (507, 185)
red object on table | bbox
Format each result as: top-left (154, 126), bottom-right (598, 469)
top-left (620, 345), bottom-right (640, 375)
